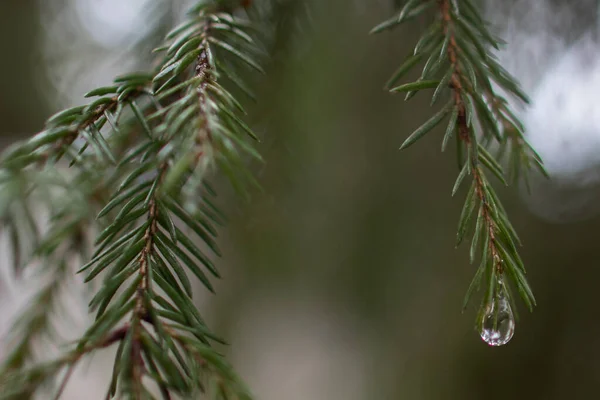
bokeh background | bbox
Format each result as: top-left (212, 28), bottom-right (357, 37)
top-left (1, 0), bottom-right (600, 399)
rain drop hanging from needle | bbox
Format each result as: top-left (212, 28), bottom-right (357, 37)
top-left (480, 276), bottom-right (515, 346)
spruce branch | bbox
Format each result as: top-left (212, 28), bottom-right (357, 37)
top-left (0, 323), bottom-right (134, 400)
top-left (372, 0), bottom-right (545, 340)
top-left (0, 168), bottom-right (105, 374)
top-left (0, 0), bottom-right (263, 397)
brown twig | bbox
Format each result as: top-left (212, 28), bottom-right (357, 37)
top-left (129, 163), bottom-right (168, 399)
top-left (439, 0), bottom-right (502, 273)
top-left (125, 18), bottom-right (216, 393)
top-left (194, 21), bottom-right (215, 165)
top-left (51, 361), bottom-right (78, 400)
top-left (50, 323), bottom-right (130, 400)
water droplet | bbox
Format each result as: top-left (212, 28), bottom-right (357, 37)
top-left (480, 278), bottom-right (515, 346)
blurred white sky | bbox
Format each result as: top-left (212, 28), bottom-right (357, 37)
top-left (38, 0), bottom-right (180, 106)
top-left (74, 0), bottom-right (156, 48)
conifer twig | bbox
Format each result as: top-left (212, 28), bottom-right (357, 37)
top-left (371, 0), bottom-right (542, 336)
top-left (0, 0), bottom-right (263, 397)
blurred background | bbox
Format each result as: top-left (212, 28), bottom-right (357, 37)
top-left (1, 0), bottom-right (600, 399)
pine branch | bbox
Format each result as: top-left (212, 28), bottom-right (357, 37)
top-left (372, 0), bottom-right (544, 345)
